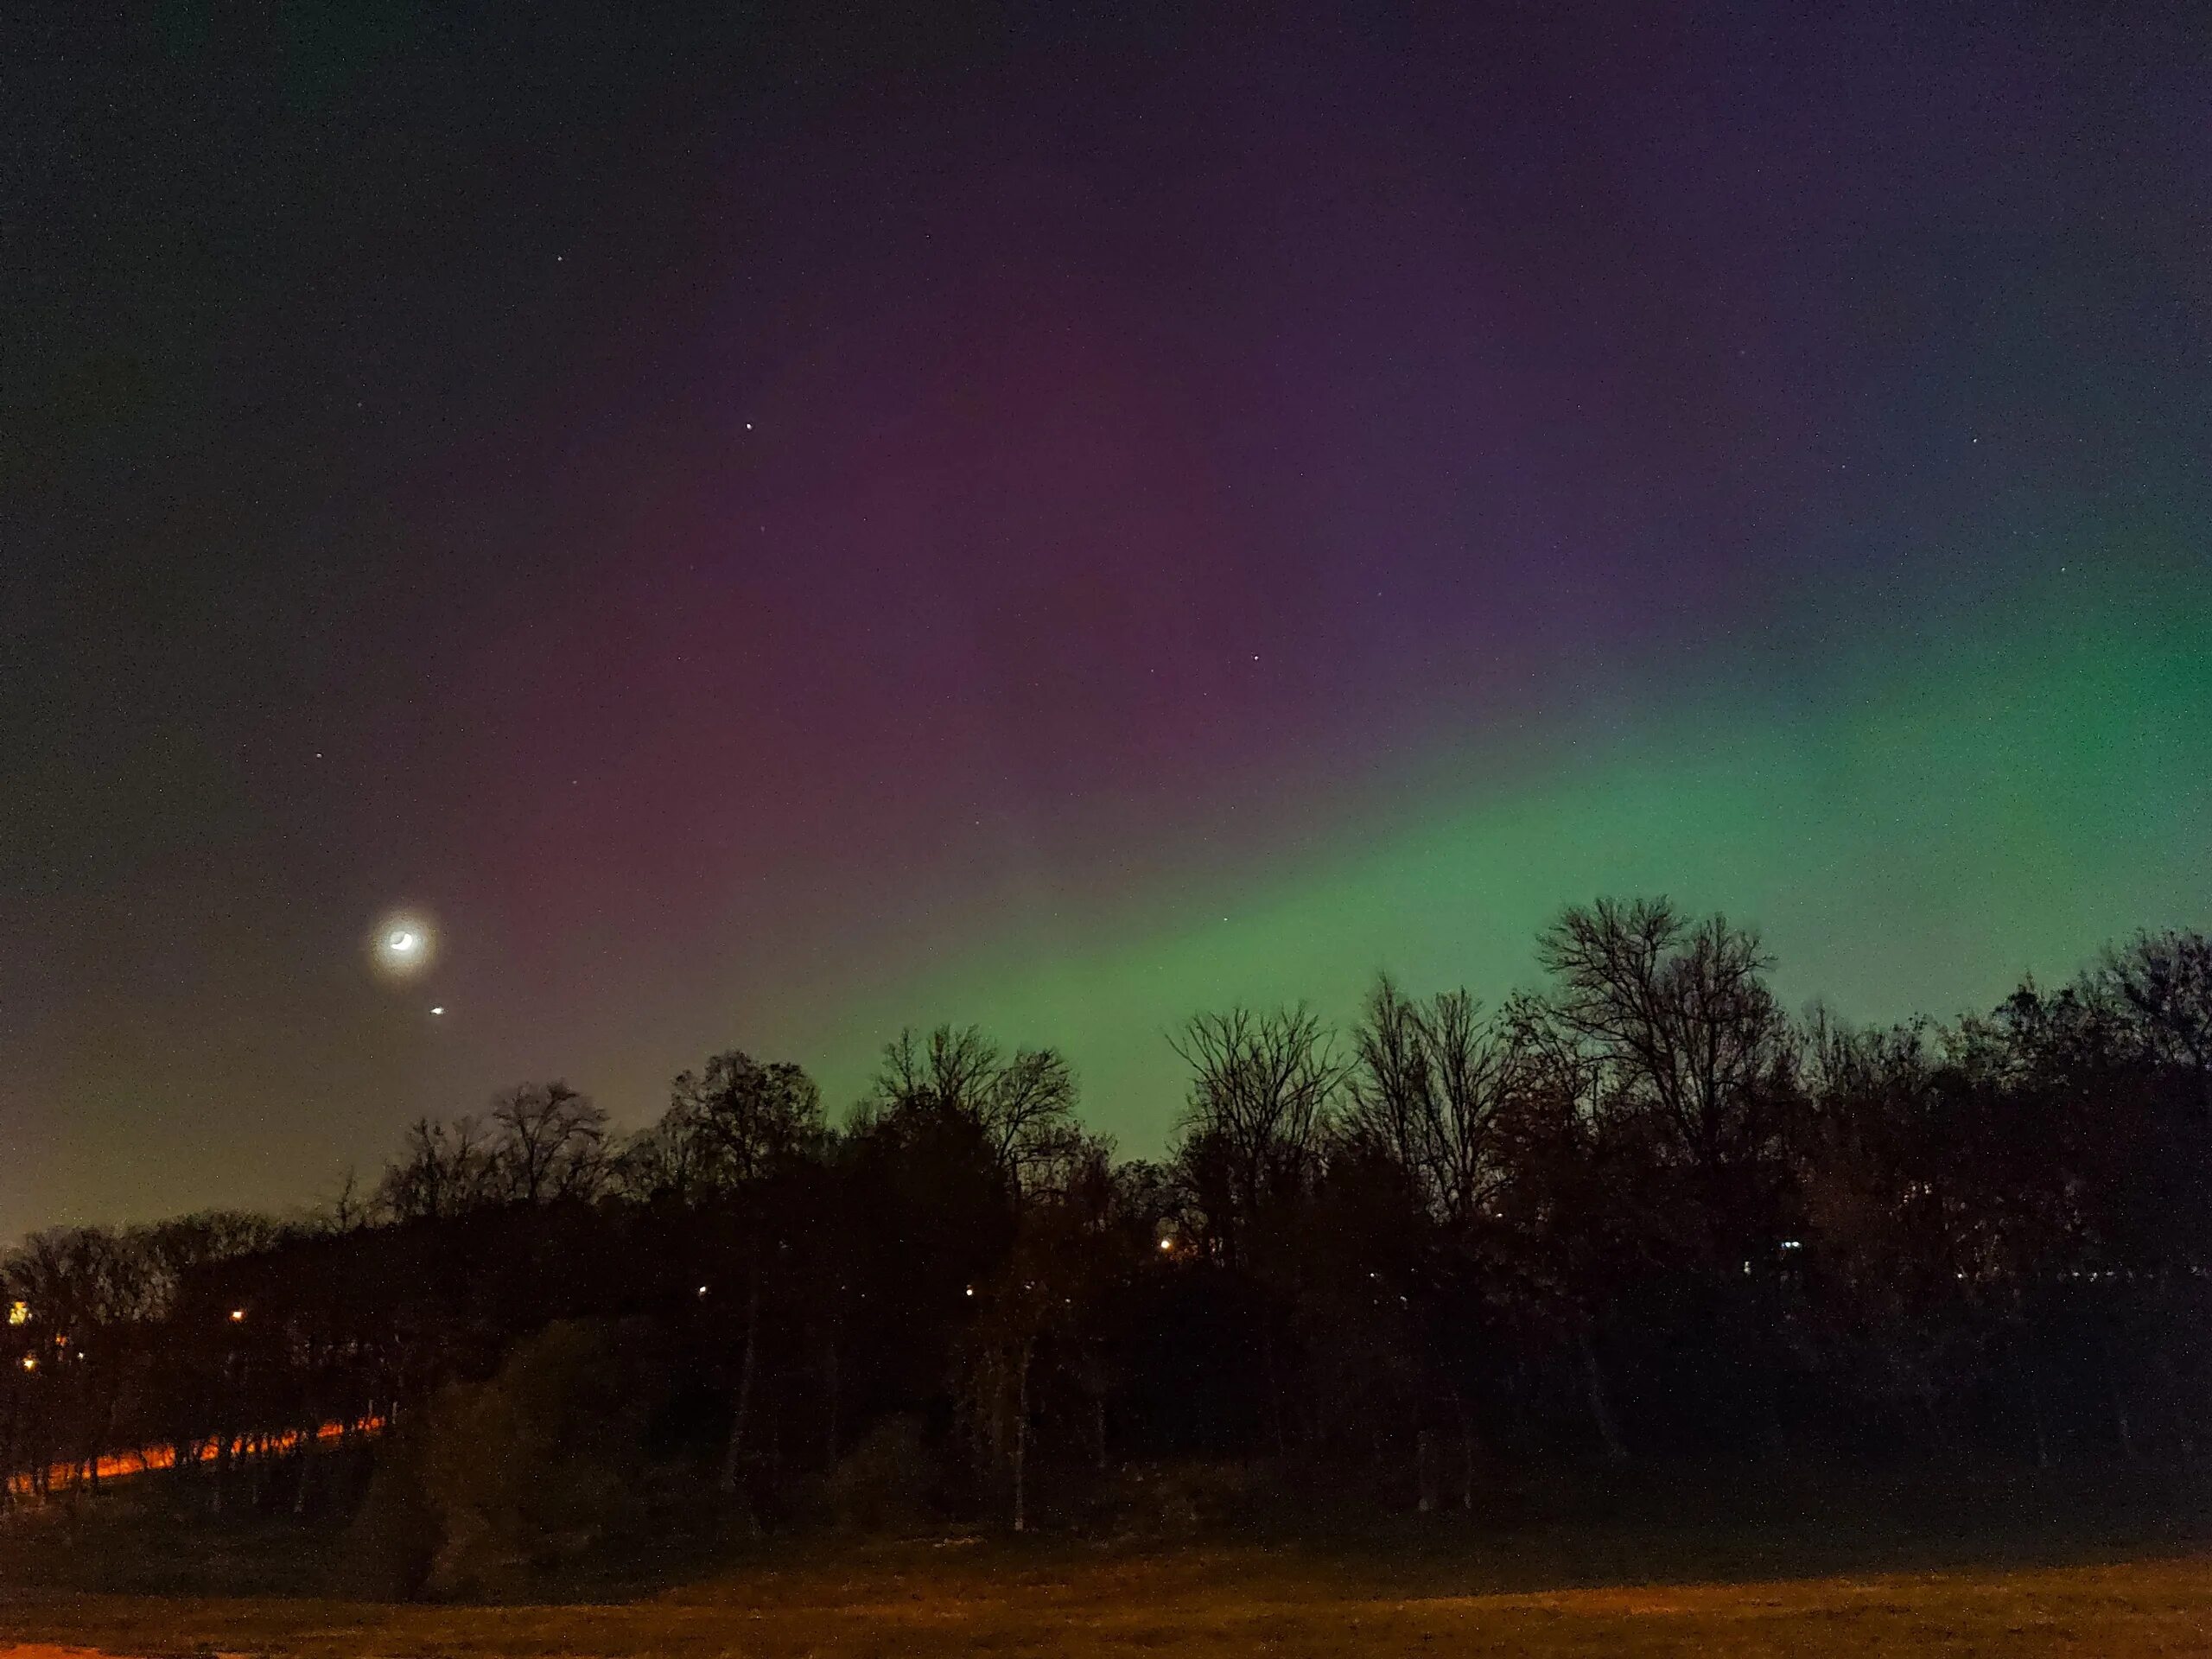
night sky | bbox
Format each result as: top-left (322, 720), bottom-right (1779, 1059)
top-left (8, 3), bottom-right (2209, 1238)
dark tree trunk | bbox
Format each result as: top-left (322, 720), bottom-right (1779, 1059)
top-left (720, 1270), bottom-right (763, 1496)
top-left (1011, 1339), bottom-right (1033, 1534)
top-left (2026, 1370), bottom-right (2053, 1470)
top-left (1262, 1333), bottom-right (1289, 1458)
top-left (1457, 1397), bottom-right (1478, 1513)
top-left (1578, 1329), bottom-right (1628, 1461)
top-left (1919, 1381), bottom-right (1948, 1453)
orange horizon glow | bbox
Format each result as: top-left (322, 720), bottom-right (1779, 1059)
top-left (6, 1414), bottom-right (384, 1497)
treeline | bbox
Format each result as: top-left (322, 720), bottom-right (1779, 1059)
top-left (4, 900), bottom-right (2208, 1536)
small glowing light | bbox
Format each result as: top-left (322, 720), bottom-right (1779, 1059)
top-left (1158, 1236), bottom-right (1176, 1253)
top-left (963, 1286), bottom-right (975, 1298)
top-left (389, 930), bottom-right (417, 953)
top-left (7, 1300), bottom-right (26, 1326)
top-left (20, 1357), bottom-right (35, 1372)
top-left (430, 1006), bottom-right (445, 1017)
top-left (229, 1309), bottom-right (246, 1324)
top-left (696, 1284), bottom-right (709, 1297)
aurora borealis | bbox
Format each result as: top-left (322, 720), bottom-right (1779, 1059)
top-left (9, 3), bottom-right (2209, 1237)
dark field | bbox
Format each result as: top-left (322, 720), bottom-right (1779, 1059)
top-left (0, 1467), bottom-right (2204, 1657)
top-left (1, 1550), bottom-right (2206, 1658)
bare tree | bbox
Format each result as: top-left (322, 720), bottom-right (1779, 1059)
top-left (321, 1168), bottom-right (373, 1234)
top-left (1348, 976), bottom-right (1520, 1226)
top-left (1535, 898), bottom-right (1790, 1173)
top-left (378, 1116), bottom-right (499, 1221)
top-left (137, 1211), bottom-right (285, 1310)
top-left (671, 1051), bottom-right (824, 1190)
top-left (609, 1111), bottom-right (711, 1205)
top-left (2101, 929), bottom-right (2212, 1084)
top-left (1171, 1005), bottom-right (1344, 1245)
top-left (487, 1082), bottom-right (609, 1205)
top-left (657, 1052), bottom-right (825, 1497)
top-left (872, 1027), bottom-right (1079, 1191)
top-left (957, 1196), bottom-right (1102, 1532)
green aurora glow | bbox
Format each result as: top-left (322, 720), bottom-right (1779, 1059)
top-left (796, 559), bottom-right (2212, 1150)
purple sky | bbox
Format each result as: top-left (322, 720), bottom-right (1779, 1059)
top-left (8, 3), bottom-right (2210, 1235)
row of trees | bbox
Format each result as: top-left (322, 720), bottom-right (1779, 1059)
top-left (4, 903), bottom-right (2207, 1535)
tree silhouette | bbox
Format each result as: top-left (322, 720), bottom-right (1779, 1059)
top-left (1, 910), bottom-right (2205, 1536)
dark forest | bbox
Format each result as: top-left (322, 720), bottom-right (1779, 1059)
top-left (5, 900), bottom-right (2206, 1595)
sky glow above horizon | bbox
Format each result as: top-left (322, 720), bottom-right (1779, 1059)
top-left (8, 3), bottom-right (2209, 1235)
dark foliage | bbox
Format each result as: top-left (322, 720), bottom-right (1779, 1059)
top-left (3, 912), bottom-right (2207, 1550)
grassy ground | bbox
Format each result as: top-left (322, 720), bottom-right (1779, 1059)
top-left (0, 1467), bottom-right (2205, 1656)
top-left (0, 1545), bottom-right (2207, 1657)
